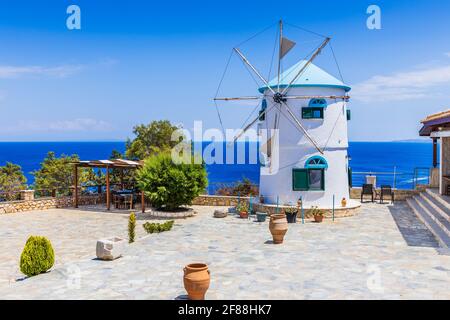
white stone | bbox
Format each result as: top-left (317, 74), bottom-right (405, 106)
top-left (96, 237), bottom-right (125, 260)
top-left (213, 210), bottom-right (227, 218)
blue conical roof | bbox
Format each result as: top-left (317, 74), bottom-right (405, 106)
top-left (258, 60), bottom-right (351, 93)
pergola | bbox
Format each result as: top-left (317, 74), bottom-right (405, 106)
top-left (72, 159), bottom-right (144, 211)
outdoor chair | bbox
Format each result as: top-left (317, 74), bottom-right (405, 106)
top-left (380, 185), bottom-right (394, 204)
top-left (361, 184), bottom-right (374, 203)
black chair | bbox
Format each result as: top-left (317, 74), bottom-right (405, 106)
top-left (361, 184), bottom-right (374, 203)
top-left (380, 185), bottom-right (394, 204)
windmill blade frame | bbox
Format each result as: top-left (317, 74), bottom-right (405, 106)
top-left (281, 100), bottom-right (324, 154)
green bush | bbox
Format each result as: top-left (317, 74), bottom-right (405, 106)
top-left (128, 212), bottom-right (136, 243)
top-left (136, 152), bottom-right (207, 210)
top-left (19, 236), bottom-right (55, 277)
top-left (143, 220), bottom-right (174, 234)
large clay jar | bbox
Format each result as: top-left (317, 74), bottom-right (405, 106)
top-left (269, 214), bottom-right (288, 244)
top-left (183, 263), bottom-right (210, 300)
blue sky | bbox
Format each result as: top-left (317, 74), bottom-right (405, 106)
top-left (0, 0), bottom-right (449, 141)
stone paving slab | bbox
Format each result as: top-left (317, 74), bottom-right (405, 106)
top-left (0, 208), bottom-right (168, 283)
top-left (0, 203), bottom-right (449, 299)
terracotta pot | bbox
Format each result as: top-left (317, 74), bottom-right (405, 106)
top-left (183, 263), bottom-right (210, 300)
top-left (341, 198), bottom-right (347, 207)
top-left (239, 211), bottom-right (248, 219)
top-left (269, 214), bottom-right (288, 244)
top-left (314, 215), bottom-right (324, 223)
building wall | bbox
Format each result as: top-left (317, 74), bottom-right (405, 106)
top-left (440, 137), bottom-right (450, 194)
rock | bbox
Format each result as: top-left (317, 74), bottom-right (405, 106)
top-left (213, 210), bottom-right (227, 218)
top-left (96, 237), bottom-right (125, 261)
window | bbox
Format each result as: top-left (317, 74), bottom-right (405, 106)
top-left (308, 169), bottom-right (325, 190)
top-left (302, 107), bottom-right (324, 119)
top-left (308, 98), bottom-right (327, 108)
top-left (259, 99), bottom-right (267, 121)
top-left (346, 109), bottom-right (351, 121)
top-left (292, 156), bottom-right (327, 191)
top-left (305, 156), bottom-right (328, 169)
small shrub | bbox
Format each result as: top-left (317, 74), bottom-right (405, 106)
top-left (216, 178), bottom-right (259, 196)
top-left (128, 212), bottom-right (136, 243)
top-left (20, 236), bottom-right (55, 277)
top-left (236, 202), bottom-right (248, 213)
top-left (136, 152), bottom-right (208, 211)
top-left (143, 220), bottom-right (174, 234)
top-left (309, 206), bottom-right (324, 216)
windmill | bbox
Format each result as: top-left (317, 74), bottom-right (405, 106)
top-left (214, 20), bottom-right (352, 207)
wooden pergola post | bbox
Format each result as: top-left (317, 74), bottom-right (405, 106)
top-left (106, 165), bottom-right (111, 210)
top-left (74, 164), bottom-right (79, 208)
top-left (141, 191), bottom-right (145, 213)
top-left (433, 137), bottom-right (438, 168)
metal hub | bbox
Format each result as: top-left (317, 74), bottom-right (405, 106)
top-left (273, 92), bottom-right (286, 104)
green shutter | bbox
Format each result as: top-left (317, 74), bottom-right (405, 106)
top-left (346, 109), bottom-right (351, 121)
top-left (302, 107), bottom-right (323, 119)
top-left (293, 169), bottom-right (309, 191)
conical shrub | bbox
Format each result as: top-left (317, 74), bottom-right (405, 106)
top-left (19, 236), bottom-right (55, 277)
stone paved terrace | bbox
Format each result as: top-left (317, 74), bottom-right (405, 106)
top-left (1, 203), bottom-right (449, 299)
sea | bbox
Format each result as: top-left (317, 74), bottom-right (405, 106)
top-left (0, 141), bottom-right (437, 193)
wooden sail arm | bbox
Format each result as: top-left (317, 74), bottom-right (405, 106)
top-left (214, 96), bottom-right (262, 101)
top-left (281, 101), bottom-right (324, 154)
top-left (285, 95), bottom-right (350, 100)
top-left (233, 48), bottom-right (277, 95)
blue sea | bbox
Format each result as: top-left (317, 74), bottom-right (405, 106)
top-left (0, 141), bottom-right (437, 192)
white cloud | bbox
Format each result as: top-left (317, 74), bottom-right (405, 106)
top-left (3, 118), bottom-right (112, 132)
top-left (446, 52), bottom-right (450, 58)
top-left (0, 64), bottom-right (84, 79)
top-left (351, 64), bottom-right (450, 102)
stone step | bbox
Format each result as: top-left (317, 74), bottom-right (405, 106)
top-left (407, 198), bottom-right (450, 249)
top-left (415, 195), bottom-right (450, 238)
top-left (425, 188), bottom-right (450, 211)
top-left (420, 192), bottom-right (450, 223)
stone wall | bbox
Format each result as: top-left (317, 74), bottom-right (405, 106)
top-left (0, 195), bottom-right (101, 214)
top-left (0, 187), bottom-right (419, 215)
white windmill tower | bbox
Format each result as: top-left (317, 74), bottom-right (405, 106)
top-left (215, 20), bottom-right (353, 208)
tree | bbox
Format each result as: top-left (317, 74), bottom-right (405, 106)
top-left (32, 152), bottom-right (90, 195)
top-left (0, 162), bottom-right (27, 201)
top-left (136, 152), bottom-right (208, 211)
top-left (125, 120), bottom-right (181, 160)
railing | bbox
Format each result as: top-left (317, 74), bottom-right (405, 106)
top-left (351, 167), bottom-right (431, 190)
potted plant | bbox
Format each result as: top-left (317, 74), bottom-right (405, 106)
top-left (284, 207), bottom-right (297, 224)
top-left (341, 197), bottom-right (347, 207)
top-left (256, 211), bottom-right (267, 222)
top-left (236, 202), bottom-right (249, 219)
top-left (310, 206), bottom-right (325, 223)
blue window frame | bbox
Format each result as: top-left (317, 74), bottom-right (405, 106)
top-left (308, 98), bottom-right (327, 108)
top-left (305, 156), bottom-right (328, 169)
top-left (302, 107), bottom-right (324, 119)
top-left (292, 156), bottom-right (328, 191)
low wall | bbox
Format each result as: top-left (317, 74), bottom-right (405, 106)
top-left (349, 187), bottom-right (419, 201)
top-left (0, 195), bottom-right (101, 214)
top-left (191, 195), bottom-right (250, 207)
top-left (1, 187), bottom-right (420, 215)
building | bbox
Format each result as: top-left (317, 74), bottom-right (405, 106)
top-left (419, 109), bottom-right (450, 195)
top-left (258, 60), bottom-right (352, 207)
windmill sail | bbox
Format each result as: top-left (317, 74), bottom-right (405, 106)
top-left (280, 37), bottom-right (296, 59)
